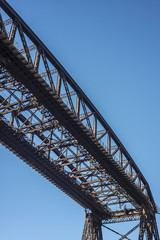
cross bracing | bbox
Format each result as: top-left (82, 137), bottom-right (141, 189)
top-left (0, 0), bottom-right (159, 239)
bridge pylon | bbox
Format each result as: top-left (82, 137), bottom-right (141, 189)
top-left (139, 212), bottom-right (159, 240)
top-left (81, 211), bottom-right (103, 240)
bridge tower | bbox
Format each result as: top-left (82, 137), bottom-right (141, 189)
top-left (82, 212), bottom-right (103, 240)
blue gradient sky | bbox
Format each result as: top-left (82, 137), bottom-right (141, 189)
top-left (0, 0), bottom-right (160, 239)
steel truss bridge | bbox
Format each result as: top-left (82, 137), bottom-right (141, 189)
top-left (0, 0), bottom-right (159, 239)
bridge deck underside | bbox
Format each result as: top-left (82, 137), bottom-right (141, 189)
top-left (0, 119), bottom-right (108, 217)
top-left (0, 0), bottom-right (158, 227)
top-left (0, 31), bottom-right (153, 215)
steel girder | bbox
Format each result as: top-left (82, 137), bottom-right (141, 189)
top-left (0, 0), bottom-right (159, 238)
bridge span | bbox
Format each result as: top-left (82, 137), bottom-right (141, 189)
top-left (0, 0), bottom-right (159, 239)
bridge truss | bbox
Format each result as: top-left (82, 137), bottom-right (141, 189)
top-left (0, 0), bottom-right (159, 239)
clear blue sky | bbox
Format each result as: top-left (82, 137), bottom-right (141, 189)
top-left (0, 0), bottom-right (160, 239)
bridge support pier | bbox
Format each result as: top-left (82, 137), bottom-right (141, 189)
top-left (81, 212), bottom-right (103, 240)
top-left (139, 214), bottom-right (159, 240)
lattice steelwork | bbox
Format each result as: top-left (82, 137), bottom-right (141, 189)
top-left (0, 1), bottom-right (159, 239)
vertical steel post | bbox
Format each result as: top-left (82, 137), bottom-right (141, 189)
top-left (56, 74), bottom-right (61, 96)
top-left (81, 212), bottom-right (103, 240)
top-left (9, 21), bottom-right (17, 43)
top-left (119, 149), bottom-right (122, 167)
top-left (107, 133), bottom-right (111, 154)
top-left (129, 163), bottom-right (132, 177)
top-left (138, 213), bottom-right (158, 240)
top-left (93, 114), bottom-right (97, 138)
top-left (139, 215), bottom-right (145, 240)
top-left (76, 95), bottom-right (80, 118)
top-left (34, 50), bottom-right (40, 72)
